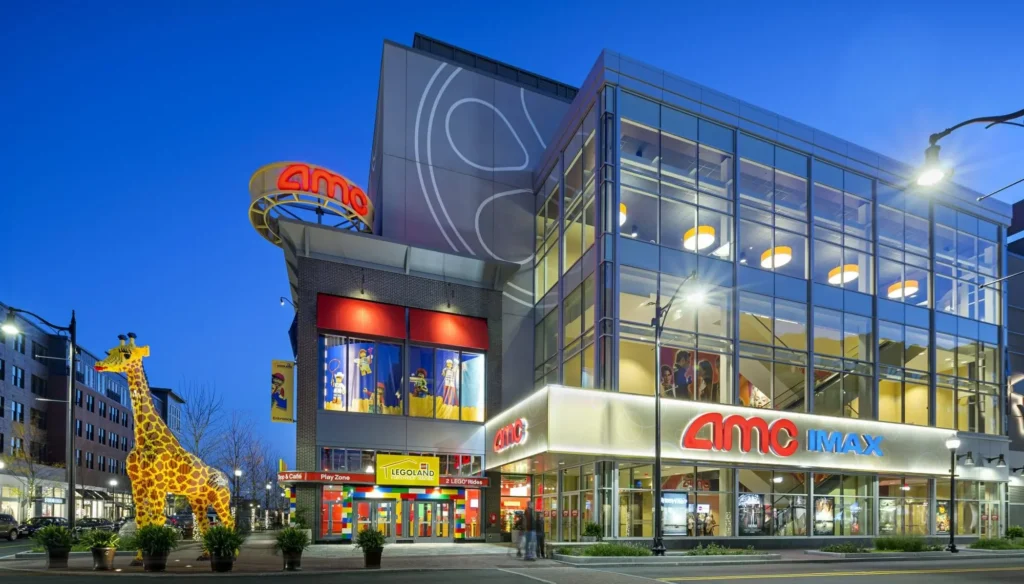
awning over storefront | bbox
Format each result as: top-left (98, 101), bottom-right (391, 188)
top-left (485, 385), bottom-right (1010, 481)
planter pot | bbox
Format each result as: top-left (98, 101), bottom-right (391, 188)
top-left (210, 553), bottom-right (234, 572)
top-left (92, 547), bottom-right (117, 571)
top-left (282, 550), bottom-right (303, 571)
top-left (363, 549), bottom-right (382, 569)
top-left (46, 547), bottom-right (71, 569)
top-left (142, 551), bottom-right (169, 572)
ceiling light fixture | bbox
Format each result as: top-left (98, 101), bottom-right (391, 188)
top-left (619, 203), bottom-right (627, 227)
top-left (828, 264), bottom-right (859, 285)
top-left (887, 280), bottom-right (920, 299)
top-left (683, 225), bottom-right (716, 251)
top-left (760, 246), bottom-right (793, 269)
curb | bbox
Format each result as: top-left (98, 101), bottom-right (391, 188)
top-left (0, 564), bottom-right (559, 577)
top-left (12, 551), bottom-right (140, 559)
top-left (550, 550), bottom-right (1024, 568)
top-left (553, 553), bottom-right (781, 567)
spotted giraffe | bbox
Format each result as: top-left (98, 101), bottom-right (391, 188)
top-left (94, 333), bottom-right (234, 559)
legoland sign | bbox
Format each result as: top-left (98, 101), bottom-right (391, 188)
top-left (681, 413), bottom-right (884, 458)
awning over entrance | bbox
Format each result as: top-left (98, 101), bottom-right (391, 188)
top-left (485, 385), bottom-right (1008, 481)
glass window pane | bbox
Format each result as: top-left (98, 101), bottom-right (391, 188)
top-left (699, 285), bottom-right (733, 338)
top-left (905, 326), bottom-right (929, 372)
top-left (460, 352), bottom-right (485, 422)
top-left (904, 263), bottom-right (929, 308)
top-left (774, 362), bottom-right (806, 412)
top-left (435, 348), bottom-right (461, 420)
top-left (698, 146), bottom-right (733, 199)
top-left (844, 314), bottom-right (873, 362)
top-left (409, 346), bottom-right (435, 418)
top-left (620, 339), bottom-right (655, 396)
top-left (844, 193), bottom-right (872, 239)
top-left (843, 247), bottom-right (873, 294)
top-left (879, 321), bottom-right (904, 368)
top-left (322, 338), bottom-right (347, 412)
top-left (660, 272), bottom-right (697, 331)
top-left (905, 214), bottom-right (930, 257)
top-left (905, 381), bottom-right (929, 426)
top-left (621, 187), bottom-right (658, 242)
top-left (662, 133), bottom-right (699, 200)
top-left (845, 374), bottom-right (872, 419)
top-left (813, 241), bottom-right (843, 286)
top-left (774, 229), bottom-right (807, 280)
top-left (660, 197), bottom-right (697, 252)
top-left (698, 207), bottom-right (732, 259)
top-left (812, 184), bottom-right (843, 229)
top-left (662, 106), bottom-right (698, 141)
top-left (813, 308), bottom-right (843, 357)
top-left (699, 119), bottom-right (734, 153)
top-left (377, 343), bottom-right (403, 415)
top-left (879, 379), bottom-right (902, 423)
top-left (564, 284), bottom-right (582, 346)
top-left (619, 92), bottom-right (659, 127)
top-left (813, 368), bottom-right (843, 417)
top-left (349, 341), bottom-right (375, 413)
top-left (740, 219), bottom-right (773, 270)
top-left (620, 120), bottom-right (660, 195)
top-left (740, 293), bottom-right (774, 346)
top-left (775, 299), bottom-right (807, 351)
top-left (583, 274), bottom-right (596, 332)
top-left (935, 333), bottom-right (957, 378)
top-left (977, 239), bottom-right (997, 276)
top-left (878, 258), bottom-right (904, 301)
top-left (878, 207), bottom-right (904, 248)
top-left (957, 232), bottom-right (978, 271)
top-left (620, 266), bottom-right (658, 324)
top-left (775, 169), bottom-right (808, 219)
top-left (936, 225), bottom-right (957, 265)
top-left (739, 159), bottom-right (772, 210)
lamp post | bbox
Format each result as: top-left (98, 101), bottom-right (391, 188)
top-left (945, 435), bottom-right (975, 553)
top-left (650, 270), bottom-right (702, 556)
top-left (2, 307), bottom-right (77, 531)
top-left (915, 107), bottom-right (1024, 200)
top-left (233, 469), bottom-right (242, 516)
top-left (265, 483), bottom-right (272, 529)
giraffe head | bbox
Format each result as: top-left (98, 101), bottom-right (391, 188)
top-left (94, 333), bottom-right (150, 373)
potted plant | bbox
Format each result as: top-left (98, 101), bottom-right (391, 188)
top-left (582, 522), bottom-right (602, 542)
top-left (202, 526), bottom-right (244, 572)
top-left (83, 530), bottom-right (120, 571)
top-left (34, 525), bottom-right (74, 569)
top-left (135, 524), bottom-right (180, 572)
top-left (354, 527), bottom-right (385, 569)
top-left (274, 527), bottom-right (310, 571)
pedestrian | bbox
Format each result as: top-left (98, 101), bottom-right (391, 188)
top-left (534, 507), bottom-right (546, 559)
top-left (523, 501), bottom-right (536, 560)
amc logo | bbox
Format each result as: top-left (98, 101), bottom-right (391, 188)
top-left (682, 413), bottom-right (798, 457)
top-left (276, 163), bottom-right (371, 217)
top-left (493, 418), bottom-right (528, 453)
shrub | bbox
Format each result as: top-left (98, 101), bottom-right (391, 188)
top-left (1006, 525), bottom-right (1024, 539)
top-left (874, 535), bottom-right (927, 552)
top-left (202, 526), bottom-right (244, 557)
top-left (354, 527), bottom-right (386, 553)
top-left (134, 525), bottom-right (180, 556)
top-left (117, 535), bottom-right (138, 551)
top-left (555, 546), bottom-right (580, 556)
top-left (274, 527), bottom-right (310, 555)
top-left (290, 506), bottom-right (311, 529)
top-left (971, 537), bottom-right (1024, 550)
top-left (820, 542), bottom-right (867, 554)
top-left (82, 530), bottom-right (120, 549)
top-left (582, 522), bottom-right (602, 537)
top-left (580, 543), bottom-right (652, 557)
top-left (687, 543), bottom-right (758, 556)
top-left (34, 525), bottom-right (75, 550)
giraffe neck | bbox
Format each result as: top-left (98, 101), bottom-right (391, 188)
top-left (124, 360), bottom-right (164, 439)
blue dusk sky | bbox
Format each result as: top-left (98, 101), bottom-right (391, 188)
top-left (2, 0), bottom-right (1020, 465)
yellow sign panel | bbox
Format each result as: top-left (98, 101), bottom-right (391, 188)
top-left (376, 454), bottom-right (440, 487)
top-left (271, 360), bottom-right (295, 423)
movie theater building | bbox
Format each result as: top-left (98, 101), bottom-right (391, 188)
top-left (256, 34), bottom-right (1014, 544)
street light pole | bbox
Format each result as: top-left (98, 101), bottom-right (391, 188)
top-left (2, 307), bottom-right (77, 531)
top-left (651, 270), bottom-right (699, 557)
top-left (916, 107), bottom-right (1024, 196)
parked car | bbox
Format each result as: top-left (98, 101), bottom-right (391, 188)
top-left (0, 514), bottom-right (18, 541)
top-left (75, 518), bottom-right (115, 533)
top-left (17, 516), bottom-right (68, 537)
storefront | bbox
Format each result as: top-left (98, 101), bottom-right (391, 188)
top-left (280, 453), bottom-right (488, 543)
top-left (486, 385), bottom-right (1009, 543)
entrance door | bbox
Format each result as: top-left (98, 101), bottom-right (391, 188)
top-left (354, 500), bottom-right (397, 542)
top-left (323, 502), bottom-right (347, 539)
top-left (413, 501), bottom-right (452, 541)
top-left (561, 494), bottom-right (579, 542)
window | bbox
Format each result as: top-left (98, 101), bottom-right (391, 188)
top-left (935, 206), bottom-right (1000, 323)
top-left (535, 308), bottom-right (558, 385)
top-left (86, 452), bottom-right (94, 470)
top-left (0, 358), bottom-right (4, 381)
top-left (14, 333), bottom-right (25, 354)
top-left (30, 408), bottom-right (46, 430)
top-left (31, 341), bottom-right (47, 362)
top-left (407, 346), bottom-right (485, 422)
top-left (812, 356), bottom-right (871, 419)
top-left (86, 423), bottom-right (94, 441)
top-left (812, 474), bottom-right (873, 536)
top-left (535, 171), bottom-right (560, 302)
top-left (30, 375), bottom-right (47, 397)
top-left (0, 396), bottom-right (4, 418)
top-left (75, 449), bottom-right (81, 467)
top-left (11, 401), bottom-right (24, 423)
top-left (738, 469), bottom-right (808, 536)
top-left (75, 419), bottom-right (82, 437)
top-left (75, 389), bottom-right (82, 407)
top-left (11, 366), bottom-right (25, 389)
top-left (98, 428), bottom-right (106, 446)
top-left (11, 437), bottom-right (24, 455)
top-left (739, 214), bottom-right (807, 279)
top-left (649, 465), bottom-right (734, 537)
top-left (879, 477), bottom-right (929, 535)
top-left (86, 395), bottom-right (95, 412)
top-left (99, 455), bottom-right (106, 472)
top-left (319, 337), bottom-right (404, 416)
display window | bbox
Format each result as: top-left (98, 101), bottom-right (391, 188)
top-left (320, 336), bottom-right (403, 415)
top-left (408, 346), bottom-right (485, 422)
top-left (500, 475), bottom-right (532, 533)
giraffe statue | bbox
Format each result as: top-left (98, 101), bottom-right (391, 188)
top-left (94, 333), bottom-right (234, 561)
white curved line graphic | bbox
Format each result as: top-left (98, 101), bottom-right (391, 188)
top-left (428, 67), bottom-right (476, 255)
top-left (503, 291), bottom-right (533, 308)
top-left (506, 282), bottom-right (532, 296)
top-left (446, 99), bottom-right (529, 172)
top-left (521, 87), bottom-right (546, 149)
top-left (474, 188), bottom-right (534, 265)
top-left (414, 63), bottom-right (458, 253)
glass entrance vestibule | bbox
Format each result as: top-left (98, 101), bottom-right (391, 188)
top-left (319, 485), bottom-right (479, 542)
top-left (511, 462), bottom-right (1006, 541)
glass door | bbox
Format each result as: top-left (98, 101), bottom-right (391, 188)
top-left (373, 501), bottom-right (396, 542)
top-left (561, 493), bottom-right (579, 542)
top-left (413, 501), bottom-right (453, 541)
top-left (322, 502), bottom-right (347, 539)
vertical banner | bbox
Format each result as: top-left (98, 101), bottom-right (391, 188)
top-left (271, 360), bottom-right (295, 423)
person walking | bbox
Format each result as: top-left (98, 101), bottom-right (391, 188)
top-left (523, 501), bottom-right (536, 560)
top-left (534, 507), bottom-right (546, 559)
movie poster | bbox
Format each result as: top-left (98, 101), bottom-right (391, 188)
top-left (879, 498), bottom-right (898, 534)
top-left (738, 493), bottom-right (765, 536)
top-left (659, 348), bottom-right (721, 402)
top-left (662, 493), bottom-right (688, 536)
top-left (813, 496), bottom-right (835, 536)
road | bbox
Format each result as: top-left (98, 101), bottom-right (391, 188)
top-left (1, 559), bottom-right (1023, 582)
top-left (0, 537), bottom-right (35, 558)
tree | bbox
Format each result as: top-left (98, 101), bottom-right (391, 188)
top-left (218, 410), bottom-right (252, 498)
top-left (0, 420), bottom-right (63, 520)
top-left (177, 380), bottom-right (224, 462)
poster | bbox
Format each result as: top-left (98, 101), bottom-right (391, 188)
top-left (662, 493), bottom-right (688, 535)
top-left (936, 500), bottom-right (950, 534)
top-left (435, 348), bottom-right (460, 420)
top-left (738, 493), bottom-right (765, 536)
top-left (323, 344), bottom-right (347, 411)
top-left (349, 341), bottom-right (375, 412)
top-left (813, 496), bottom-right (835, 536)
top-left (271, 360), bottom-right (295, 423)
top-left (461, 352), bottom-right (485, 422)
top-left (659, 348), bottom-right (721, 402)
top-left (879, 498), bottom-right (898, 534)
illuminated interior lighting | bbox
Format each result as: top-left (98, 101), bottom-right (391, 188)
top-left (619, 203), bottom-right (627, 226)
top-left (683, 225), bottom-right (716, 251)
top-left (631, 224), bottom-right (638, 238)
top-left (887, 280), bottom-right (919, 299)
top-left (828, 264), bottom-right (859, 285)
top-left (760, 246), bottom-right (793, 269)
top-left (712, 242), bottom-right (731, 258)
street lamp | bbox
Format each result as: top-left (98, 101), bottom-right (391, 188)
top-left (233, 469), bottom-right (242, 506)
top-left (650, 270), bottom-right (703, 556)
top-left (279, 297), bottom-right (295, 308)
top-left (915, 107), bottom-right (1024, 199)
top-left (2, 306), bottom-right (78, 531)
top-left (945, 435), bottom-right (975, 554)
top-left (985, 455), bottom-right (1007, 468)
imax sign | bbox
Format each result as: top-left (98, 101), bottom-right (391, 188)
top-left (681, 413), bottom-right (884, 458)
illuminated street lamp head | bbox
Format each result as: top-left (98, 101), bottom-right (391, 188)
top-left (265, 483), bottom-right (272, 491)
top-left (234, 469), bottom-right (243, 477)
top-left (945, 435), bottom-right (961, 451)
top-left (0, 460), bottom-right (5, 470)
top-left (1, 309), bottom-right (19, 336)
top-left (685, 289), bottom-right (707, 307)
top-left (109, 479), bottom-right (118, 487)
top-left (916, 144), bottom-right (949, 187)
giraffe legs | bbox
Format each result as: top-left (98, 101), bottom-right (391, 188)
top-left (210, 485), bottom-right (234, 532)
top-left (129, 482), bottom-right (166, 564)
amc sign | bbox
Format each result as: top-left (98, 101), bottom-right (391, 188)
top-left (682, 413), bottom-right (884, 458)
top-left (493, 418), bottom-right (528, 453)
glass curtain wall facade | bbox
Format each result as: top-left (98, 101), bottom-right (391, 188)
top-left (525, 82), bottom-right (1007, 540)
